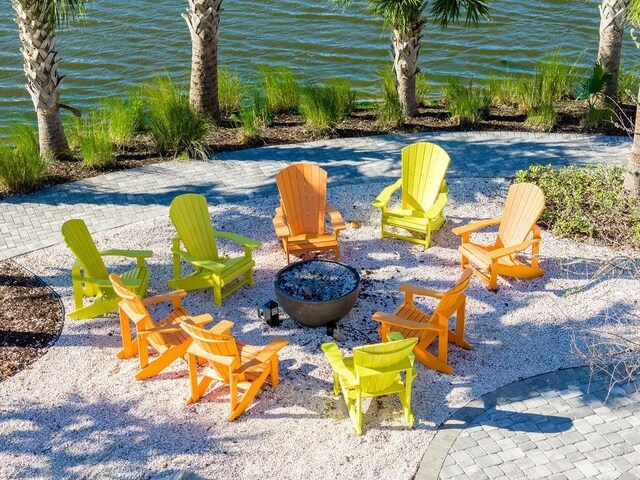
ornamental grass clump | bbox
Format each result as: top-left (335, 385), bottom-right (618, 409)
top-left (443, 78), bottom-right (490, 125)
top-left (101, 90), bottom-right (145, 147)
top-left (144, 76), bottom-right (210, 157)
top-left (259, 66), bottom-right (301, 114)
top-left (0, 124), bottom-right (49, 193)
top-left (77, 114), bottom-right (115, 168)
top-left (300, 80), bottom-right (356, 134)
top-left (219, 68), bottom-right (245, 116)
top-left (516, 164), bottom-right (640, 248)
top-left (415, 73), bottom-right (431, 107)
top-left (377, 70), bottom-right (404, 129)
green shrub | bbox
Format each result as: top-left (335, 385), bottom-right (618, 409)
top-left (515, 164), bottom-right (640, 248)
top-left (377, 70), bottom-right (404, 129)
top-left (618, 63), bottom-right (639, 104)
top-left (78, 114), bottom-right (115, 168)
top-left (235, 106), bottom-right (261, 144)
top-left (526, 104), bottom-right (557, 131)
top-left (443, 78), bottom-right (490, 125)
top-left (249, 88), bottom-right (273, 126)
top-left (300, 80), bottom-right (356, 134)
top-left (144, 76), bottom-right (210, 157)
top-left (0, 124), bottom-right (49, 193)
top-left (416, 73), bottom-right (431, 107)
top-left (219, 68), bottom-right (245, 116)
top-left (535, 49), bottom-right (580, 103)
top-left (65, 115), bottom-right (84, 151)
top-left (259, 66), bottom-right (301, 114)
top-left (577, 63), bottom-right (613, 130)
top-left (486, 73), bottom-right (528, 107)
top-left (101, 90), bottom-right (145, 147)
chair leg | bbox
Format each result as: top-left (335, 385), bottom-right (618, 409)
top-left (488, 265), bottom-right (498, 291)
top-left (117, 310), bottom-right (137, 359)
top-left (332, 372), bottom-right (340, 396)
top-left (452, 300), bottom-right (472, 350)
top-left (413, 345), bottom-right (453, 375)
top-left (228, 369), bottom-right (271, 422)
top-left (461, 254), bottom-right (469, 269)
top-left (269, 356), bottom-right (279, 387)
top-left (136, 342), bottom-right (189, 380)
top-left (247, 268), bottom-right (254, 287)
top-left (213, 285), bottom-right (223, 307)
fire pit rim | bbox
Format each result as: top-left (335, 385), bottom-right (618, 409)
top-left (274, 258), bottom-right (361, 304)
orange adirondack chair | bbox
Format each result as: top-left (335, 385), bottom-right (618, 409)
top-left (109, 273), bottom-right (212, 380)
top-left (273, 163), bottom-right (346, 263)
top-left (372, 268), bottom-right (473, 375)
top-left (180, 320), bottom-right (288, 421)
top-left (452, 183), bottom-right (545, 290)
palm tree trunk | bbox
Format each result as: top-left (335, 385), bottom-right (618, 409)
top-left (597, 0), bottom-right (629, 103)
top-left (625, 86), bottom-right (640, 196)
top-left (392, 24), bottom-right (423, 118)
top-left (183, 0), bottom-right (222, 120)
top-left (12, 0), bottom-right (69, 158)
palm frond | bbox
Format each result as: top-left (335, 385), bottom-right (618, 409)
top-left (15, 0), bottom-right (87, 30)
top-left (430, 0), bottom-right (491, 28)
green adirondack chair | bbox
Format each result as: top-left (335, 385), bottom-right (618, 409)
top-left (61, 219), bottom-right (153, 320)
top-left (372, 142), bottom-right (451, 248)
top-left (322, 332), bottom-right (418, 435)
top-left (168, 193), bottom-right (261, 306)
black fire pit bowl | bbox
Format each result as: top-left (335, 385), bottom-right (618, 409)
top-left (274, 259), bottom-right (361, 328)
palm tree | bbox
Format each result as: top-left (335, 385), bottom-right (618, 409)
top-left (624, 0), bottom-right (640, 196)
top-left (183, 0), bottom-right (223, 120)
top-left (595, 0), bottom-right (630, 103)
top-left (10, 0), bottom-right (85, 158)
top-left (334, 0), bottom-right (490, 117)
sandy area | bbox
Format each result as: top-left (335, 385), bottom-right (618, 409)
top-left (1, 177), bottom-right (637, 480)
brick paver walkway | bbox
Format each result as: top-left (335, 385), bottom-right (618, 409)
top-left (0, 131), bottom-right (629, 261)
top-left (416, 367), bottom-right (640, 480)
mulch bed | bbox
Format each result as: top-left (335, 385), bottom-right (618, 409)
top-left (0, 101), bottom-right (635, 200)
top-left (0, 260), bottom-right (63, 382)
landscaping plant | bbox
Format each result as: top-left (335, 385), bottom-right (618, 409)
top-left (578, 62), bottom-right (613, 130)
top-left (299, 80), bottom-right (356, 134)
top-left (443, 77), bottom-right (490, 125)
top-left (219, 68), bottom-right (245, 117)
top-left (516, 164), bottom-right (640, 247)
top-left (77, 114), bottom-right (115, 168)
top-left (101, 90), bottom-right (145, 147)
top-left (415, 73), bottom-right (431, 107)
top-left (376, 69), bottom-right (404, 128)
top-left (0, 124), bottom-right (49, 193)
top-left (259, 66), bottom-right (301, 114)
top-left (144, 76), bottom-right (210, 157)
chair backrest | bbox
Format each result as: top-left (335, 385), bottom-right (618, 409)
top-left (181, 321), bottom-right (240, 382)
top-left (353, 337), bottom-right (418, 394)
top-left (109, 273), bottom-right (160, 345)
top-left (432, 268), bottom-right (473, 320)
top-left (275, 163), bottom-right (327, 237)
top-left (169, 194), bottom-right (219, 261)
top-left (61, 219), bottom-right (109, 281)
top-left (497, 183), bottom-right (546, 248)
top-left (401, 142), bottom-right (450, 213)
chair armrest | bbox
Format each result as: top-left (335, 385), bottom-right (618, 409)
top-left (326, 204), bottom-right (346, 232)
top-left (89, 277), bottom-right (142, 288)
top-left (174, 249), bottom-right (226, 273)
top-left (142, 290), bottom-right (188, 306)
top-left (273, 207), bottom-right (290, 238)
top-left (254, 338), bottom-right (288, 363)
top-left (321, 342), bottom-right (356, 384)
top-left (138, 324), bottom-right (184, 335)
top-left (452, 218), bottom-right (502, 237)
top-left (372, 312), bottom-right (435, 331)
top-left (487, 238), bottom-right (539, 260)
top-left (372, 179), bottom-right (402, 209)
top-left (399, 283), bottom-right (444, 298)
top-left (214, 230), bottom-right (261, 249)
top-left (191, 314), bottom-right (213, 325)
top-left (100, 249), bottom-right (153, 259)
top-left (424, 192), bottom-right (448, 220)
top-left (208, 319), bottom-right (234, 337)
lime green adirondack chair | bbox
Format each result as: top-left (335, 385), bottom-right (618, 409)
top-left (168, 194), bottom-right (261, 306)
top-left (322, 333), bottom-right (418, 435)
top-left (61, 219), bottom-right (152, 320)
top-left (372, 142), bottom-right (451, 248)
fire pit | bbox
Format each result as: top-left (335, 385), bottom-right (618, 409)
top-left (274, 259), bottom-right (360, 328)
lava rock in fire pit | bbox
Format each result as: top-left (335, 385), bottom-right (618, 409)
top-left (275, 259), bottom-right (360, 328)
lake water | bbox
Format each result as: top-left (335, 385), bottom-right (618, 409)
top-left (1, 0), bottom-right (639, 128)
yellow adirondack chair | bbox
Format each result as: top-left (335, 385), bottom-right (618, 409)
top-left (372, 268), bottom-right (473, 375)
top-left (180, 320), bottom-right (288, 421)
top-left (109, 273), bottom-right (212, 380)
top-left (452, 182), bottom-right (545, 290)
top-left (168, 194), bottom-right (261, 306)
top-left (61, 218), bottom-right (152, 320)
top-left (322, 332), bottom-right (418, 435)
top-left (372, 142), bottom-right (450, 248)
top-left (273, 163), bottom-right (346, 263)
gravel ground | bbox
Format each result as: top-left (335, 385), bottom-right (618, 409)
top-left (1, 177), bottom-right (638, 480)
